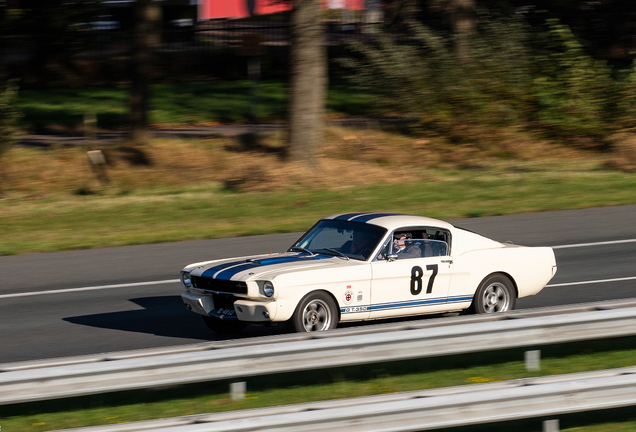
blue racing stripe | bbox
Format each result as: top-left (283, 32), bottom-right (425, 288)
top-left (251, 256), bottom-right (315, 265)
top-left (203, 254), bottom-right (331, 280)
top-left (349, 212), bottom-right (404, 222)
top-left (332, 212), bottom-right (372, 221)
top-left (341, 294), bottom-right (474, 314)
top-left (214, 262), bottom-right (261, 280)
top-left (369, 297), bottom-right (448, 311)
top-left (332, 212), bottom-right (405, 222)
top-left (448, 295), bottom-right (474, 303)
top-left (201, 259), bottom-right (253, 278)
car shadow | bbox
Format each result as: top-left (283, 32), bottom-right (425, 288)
top-left (63, 296), bottom-right (290, 341)
top-left (64, 295), bottom-right (461, 341)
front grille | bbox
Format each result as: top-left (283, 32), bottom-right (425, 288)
top-left (191, 276), bottom-right (248, 294)
top-left (213, 293), bottom-right (238, 309)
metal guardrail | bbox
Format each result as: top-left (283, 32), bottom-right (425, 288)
top-left (54, 367), bottom-right (636, 432)
top-left (2, 298), bottom-right (636, 405)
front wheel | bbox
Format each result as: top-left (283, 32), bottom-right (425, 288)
top-left (471, 274), bottom-right (516, 314)
top-left (202, 316), bottom-right (246, 335)
top-left (291, 292), bottom-right (338, 333)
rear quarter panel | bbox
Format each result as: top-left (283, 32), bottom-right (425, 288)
top-left (449, 245), bottom-right (556, 300)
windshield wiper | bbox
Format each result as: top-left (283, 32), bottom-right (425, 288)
top-left (321, 248), bottom-right (350, 260)
top-left (289, 246), bottom-right (314, 255)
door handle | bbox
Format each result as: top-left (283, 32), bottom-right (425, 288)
top-left (441, 259), bottom-right (453, 264)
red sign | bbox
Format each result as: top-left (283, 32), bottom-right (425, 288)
top-left (199, 0), bottom-right (289, 20)
top-left (199, 0), bottom-right (364, 20)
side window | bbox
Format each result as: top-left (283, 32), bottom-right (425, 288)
top-left (419, 229), bottom-right (450, 256)
top-left (375, 227), bottom-right (451, 261)
top-left (420, 239), bottom-right (449, 257)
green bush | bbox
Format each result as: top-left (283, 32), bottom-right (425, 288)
top-left (340, 16), bottom-right (632, 145)
top-left (340, 22), bottom-right (461, 132)
top-left (340, 17), bottom-right (536, 136)
top-left (616, 61), bottom-right (636, 129)
top-left (531, 19), bottom-right (616, 140)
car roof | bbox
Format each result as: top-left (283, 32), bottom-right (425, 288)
top-left (322, 212), bottom-right (454, 231)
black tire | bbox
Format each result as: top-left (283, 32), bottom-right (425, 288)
top-left (202, 316), bottom-right (247, 335)
top-left (470, 274), bottom-right (516, 314)
top-left (291, 291), bottom-right (338, 333)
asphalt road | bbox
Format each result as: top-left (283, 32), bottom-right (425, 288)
top-left (1, 205), bottom-right (635, 364)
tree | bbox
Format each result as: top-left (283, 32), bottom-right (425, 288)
top-left (446, 0), bottom-right (475, 61)
top-left (286, 0), bottom-right (327, 164)
top-left (427, 0), bottom-right (476, 61)
top-left (0, 79), bottom-right (20, 192)
top-left (6, 0), bottom-right (104, 87)
top-left (130, 0), bottom-right (161, 144)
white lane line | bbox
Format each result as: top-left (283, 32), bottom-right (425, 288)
top-left (547, 276), bottom-right (636, 288)
top-left (3, 238), bottom-right (636, 299)
top-left (552, 238), bottom-right (636, 249)
top-left (0, 279), bottom-right (179, 299)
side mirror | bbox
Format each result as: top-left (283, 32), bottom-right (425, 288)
top-left (387, 253), bottom-right (398, 262)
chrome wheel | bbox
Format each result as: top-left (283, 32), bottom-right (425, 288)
top-left (481, 282), bottom-right (511, 313)
top-left (292, 292), bottom-right (338, 333)
top-left (470, 274), bottom-right (516, 314)
top-left (302, 299), bottom-right (332, 332)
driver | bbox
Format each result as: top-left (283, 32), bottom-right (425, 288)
top-left (393, 233), bottom-right (421, 259)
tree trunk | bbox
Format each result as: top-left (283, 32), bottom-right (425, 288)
top-left (130, 0), bottom-right (161, 144)
top-left (447, 0), bottom-right (476, 62)
top-left (287, 0), bottom-right (327, 164)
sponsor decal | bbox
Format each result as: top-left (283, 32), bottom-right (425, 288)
top-left (344, 306), bottom-right (368, 313)
top-left (343, 289), bottom-right (354, 305)
top-left (357, 291), bottom-right (363, 302)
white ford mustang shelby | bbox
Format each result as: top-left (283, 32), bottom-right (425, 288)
top-left (180, 213), bottom-right (557, 333)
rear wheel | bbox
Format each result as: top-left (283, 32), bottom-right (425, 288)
top-left (291, 292), bottom-right (338, 332)
top-left (202, 316), bottom-right (246, 335)
top-left (471, 274), bottom-right (516, 314)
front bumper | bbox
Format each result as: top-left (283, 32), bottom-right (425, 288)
top-left (181, 290), bottom-right (277, 322)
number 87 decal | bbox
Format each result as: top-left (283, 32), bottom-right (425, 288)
top-left (410, 265), bottom-right (438, 295)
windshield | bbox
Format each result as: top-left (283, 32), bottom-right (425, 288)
top-left (290, 220), bottom-right (387, 261)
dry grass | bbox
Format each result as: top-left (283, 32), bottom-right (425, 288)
top-left (0, 125), bottom-right (608, 201)
top-left (606, 130), bottom-right (636, 172)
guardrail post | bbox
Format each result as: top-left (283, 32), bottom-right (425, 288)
top-left (525, 349), bottom-right (541, 371)
top-left (230, 381), bottom-right (246, 400)
top-left (543, 419), bottom-right (559, 432)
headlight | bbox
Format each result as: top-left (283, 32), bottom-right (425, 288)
top-left (263, 281), bottom-right (274, 297)
top-left (181, 271), bottom-right (192, 288)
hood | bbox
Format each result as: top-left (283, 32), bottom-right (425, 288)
top-left (187, 252), bottom-right (344, 281)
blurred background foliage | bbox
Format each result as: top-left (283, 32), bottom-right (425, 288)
top-left (0, 78), bottom-right (20, 157)
top-left (2, 0), bottom-right (636, 150)
top-left (342, 9), bottom-right (636, 146)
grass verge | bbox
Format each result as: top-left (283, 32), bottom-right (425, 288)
top-left (1, 336), bottom-right (635, 431)
top-left (1, 156), bottom-right (635, 255)
top-left (15, 80), bottom-right (370, 131)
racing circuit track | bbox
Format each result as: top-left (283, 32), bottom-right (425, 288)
top-left (1, 205), bottom-right (635, 364)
